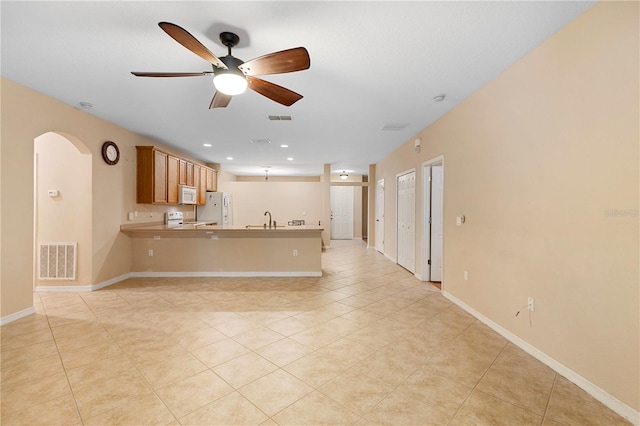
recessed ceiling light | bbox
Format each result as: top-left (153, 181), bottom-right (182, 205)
top-left (287, 157), bottom-right (294, 161)
top-left (203, 143), bottom-right (212, 147)
top-left (280, 144), bottom-right (289, 148)
top-left (433, 94), bottom-right (446, 102)
top-left (226, 156), bottom-right (233, 160)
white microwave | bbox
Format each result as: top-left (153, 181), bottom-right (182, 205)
top-left (179, 185), bottom-right (197, 205)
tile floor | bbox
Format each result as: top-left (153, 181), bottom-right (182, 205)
top-left (0, 240), bottom-right (631, 425)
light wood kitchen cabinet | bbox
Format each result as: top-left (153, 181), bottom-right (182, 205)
top-left (167, 155), bottom-right (180, 204)
top-left (206, 168), bottom-right (217, 192)
top-left (186, 162), bottom-right (194, 186)
top-left (137, 146), bottom-right (168, 204)
top-left (193, 164), bottom-right (202, 205)
top-left (199, 166), bottom-right (207, 204)
top-left (179, 159), bottom-right (187, 185)
top-left (136, 146), bottom-right (218, 205)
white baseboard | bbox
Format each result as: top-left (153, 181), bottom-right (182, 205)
top-left (442, 291), bottom-right (640, 426)
top-left (384, 253), bottom-right (396, 263)
top-left (1, 306), bottom-right (36, 326)
top-left (35, 273), bottom-right (131, 292)
top-left (130, 271), bottom-right (322, 278)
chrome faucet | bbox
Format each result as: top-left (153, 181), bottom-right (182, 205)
top-left (264, 211), bottom-right (272, 228)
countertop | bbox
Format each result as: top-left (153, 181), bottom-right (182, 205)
top-left (120, 222), bottom-right (323, 238)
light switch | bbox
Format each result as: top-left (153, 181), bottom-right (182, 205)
top-left (128, 212), bottom-right (135, 221)
top-left (47, 189), bottom-right (59, 197)
top-left (456, 216), bottom-right (465, 226)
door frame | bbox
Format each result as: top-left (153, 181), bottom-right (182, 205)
top-left (422, 156), bottom-right (444, 286)
top-left (375, 179), bottom-right (385, 253)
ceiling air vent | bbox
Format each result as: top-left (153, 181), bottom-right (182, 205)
top-left (250, 139), bottom-right (272, 145)
top-left (268, 115), bottom-right (293, 121)
top-left (381, 123), bottom-right (408, 131)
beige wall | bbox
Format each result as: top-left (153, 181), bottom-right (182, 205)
top-left (0, 77), bottom-right (197, 315)
top-left (376, 2), bottom-right (638, 412)
top-left (220, 181), bottom-right (323, 228)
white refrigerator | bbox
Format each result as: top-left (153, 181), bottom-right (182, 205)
top-left (197, 192), bottom-right (233, 226)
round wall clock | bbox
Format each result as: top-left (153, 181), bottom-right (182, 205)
top-left (101, 141), bottom-right (120, 165)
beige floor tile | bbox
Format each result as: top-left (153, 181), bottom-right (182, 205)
top-left (66, 353), bottom-right (140, 392)
top-left (0, 328), bottom-right (54, 352)
top-left (214, 317), bottom-right (259, 337)
top-left (0, 372), bottom-right (73, 415)
top-left (476, 343), bottom-right (556, 415)
top-left (232, 326), bottom-right (285, 350)
top-left (544, 375), bottom-right (630, 425)
top-left (156, 370), bottom-right (234, 419)
top-left (1, 340), bottom-right (59, 369)
top-left (84, 392), bottom-right (176, 425)
top-left (178, 391), bottom-right (268, 425)
top-left (239, 369), bottom-right (314, 416)
top-left (0, 393), bottom-right (81, 426)
top-left (171, 325), bottom-right (228, 350)
top-left (364, 389), bottom-right (451, 425)
top-left (272, 390), bottom-right (362, 425)
top-left (58, 341), bottom-right (124, 370)
top-left (140, 351), bottom-right (208, 388)
top-left (212, 352), bottom-right (279, 388)
top-left (397, 365), bottom-right (474, 415)
top-left (192, 338), bottom-right (251, 367)
top-left (318, 369), bottom-right (394, 415)
top-left (288, 323), bottom-right (343, 350)
top-left (73, 372), bottom-right (154, 419)
top-left (255, 337), bottom-right (312, 367)
top-left (1, 353), bottom-right (64, 388)
top-left (351, 350), bottom-right (421, 387)
top-left (314, 337), bottom-right (374, 368)
top-left (454, 390), bottom-right (542, 426)
top-left (122, 339), bottom-right (192, 369)
top-left (0, 314), bottom-right (50, 337)
top-left (265, 316), bottom-right (310, 336)
top-left (283, 351), bottom-right (351, 388)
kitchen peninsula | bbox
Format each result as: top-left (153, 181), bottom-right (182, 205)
top-left (121, 223), bottom-right (324, 277)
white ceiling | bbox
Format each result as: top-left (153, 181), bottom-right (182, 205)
top-left (1, 1), bottom-right (594, 177)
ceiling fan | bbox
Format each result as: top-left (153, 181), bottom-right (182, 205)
top-left (132, 22), bottom-right (310, 108)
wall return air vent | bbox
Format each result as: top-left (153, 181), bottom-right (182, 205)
top-left (268, 115), bottom-right (292, 121)
top-left (38, 242), bottom-right (77, 280)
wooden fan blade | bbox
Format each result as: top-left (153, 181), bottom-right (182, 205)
top-left (247, 76), bottom-right (303, 107)
top-left (210, 91), bottom-right (232, 109)
top-left (158, 22), bottom-right (227, 69)
top-left (239, 47), bottom-right (310, 76)
top-left (131, 72), bottom-right (212, 77)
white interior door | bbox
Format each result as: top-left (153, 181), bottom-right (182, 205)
top-left (330, 186), bottom-right (354, 240)
top-left (430, 165), bottom-right (443, 281)
top-left (397, 171), bottom-right (416, 272)
top-left (375, 179), bottom-right (384, 253)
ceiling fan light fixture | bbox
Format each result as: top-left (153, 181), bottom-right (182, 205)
top-left (213, 73), bottom-right (247, 95)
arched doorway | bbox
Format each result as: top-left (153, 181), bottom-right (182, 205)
top-left (34, 132), bottom-right (92, 289)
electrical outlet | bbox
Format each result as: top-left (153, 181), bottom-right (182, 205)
top-left (148, 250), bottom-right (153, 257)
top-left (528, 297), bottom-right (534, 312)
top-left (293, 249), bottom-right (298, 257)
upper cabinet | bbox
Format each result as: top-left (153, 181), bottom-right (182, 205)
top-left (136, 146), bottom-right (217, 205)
